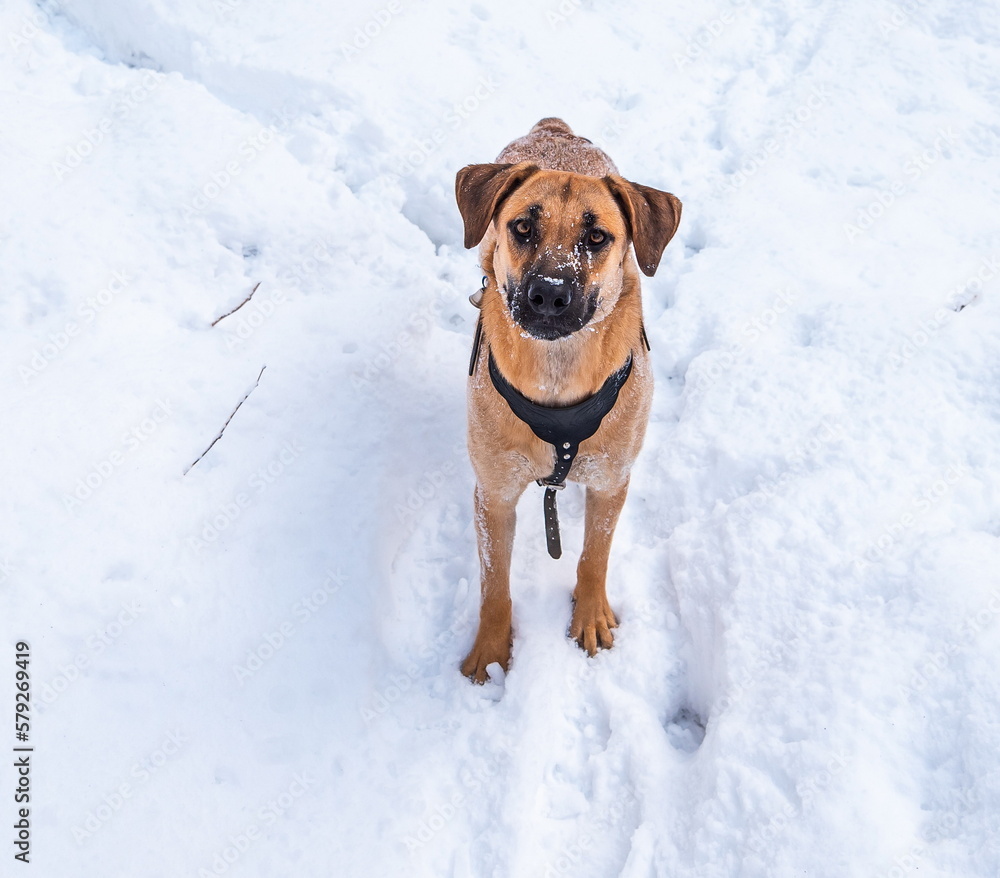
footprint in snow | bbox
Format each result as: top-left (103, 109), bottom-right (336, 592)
top-left (666, 707), bottom-right (707, 753)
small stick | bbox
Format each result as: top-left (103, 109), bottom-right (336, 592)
top-left (211, 282), bottom-right (261, 327)
top-left (184, 366), bottom-right (266, 475)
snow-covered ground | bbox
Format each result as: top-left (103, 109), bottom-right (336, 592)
top-left (3, 0), bottom-right (1000, 875)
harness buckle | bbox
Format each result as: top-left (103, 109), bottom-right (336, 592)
top-left (537, 479), bottom-right (565, 490)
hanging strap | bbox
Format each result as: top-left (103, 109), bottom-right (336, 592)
top-left (469, 312), bottom-right (484, 377)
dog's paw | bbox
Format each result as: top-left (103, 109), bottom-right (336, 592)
top-left (569, 596), bottom-right (618, 656)
top-left (461, 635), bottom-right (511, 684)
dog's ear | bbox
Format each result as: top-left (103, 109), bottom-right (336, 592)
top-left (455, 162), bottom-right (540, 249)
top-left (604, 175), bottom-right (682, 277)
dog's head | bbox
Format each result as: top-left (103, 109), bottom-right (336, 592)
top-left (456, 162), bottom-right (682, 340)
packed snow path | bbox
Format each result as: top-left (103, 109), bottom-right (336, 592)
top-left (3, 0), bottom-right (1000, 875)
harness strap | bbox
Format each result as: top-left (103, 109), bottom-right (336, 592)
top-left (469, 277), bottom-right (487, 377)
top-left (487, 349), bottom-right (633, 559)
top-left (542, 484), bottom-right (563, 558)
top-left (468, 312), bottom-right (483, 377)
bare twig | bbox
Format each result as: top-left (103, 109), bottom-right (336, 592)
top-left (211, 282), bottom-right (261, 327)
top-left (184, 366), bottom-right (266, 475)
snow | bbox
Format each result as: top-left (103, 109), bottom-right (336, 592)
top-left (3, 0), bottom-right (1000, 875)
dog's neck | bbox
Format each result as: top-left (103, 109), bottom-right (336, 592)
top-left (481, 262), bottom-right (643, 406)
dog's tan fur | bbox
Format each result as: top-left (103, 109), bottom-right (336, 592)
top-left (455, 118), bottom-right (681, 682)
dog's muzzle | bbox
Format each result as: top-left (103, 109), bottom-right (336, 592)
top-left (507, 271), bottom-right (596, 340)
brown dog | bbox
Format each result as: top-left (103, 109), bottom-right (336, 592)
top-left (455, 118), bottom-right (682, 683)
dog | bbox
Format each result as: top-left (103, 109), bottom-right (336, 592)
top-left (455, 118), bottom-right (682, 683)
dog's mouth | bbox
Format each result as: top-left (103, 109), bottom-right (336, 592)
top-left (504, 272), bottom-right (598, 340)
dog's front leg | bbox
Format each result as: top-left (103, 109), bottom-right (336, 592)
top-left (571, 480), bottom-right (629, 655)
top-left (462, 482), bottom-right (519, 683)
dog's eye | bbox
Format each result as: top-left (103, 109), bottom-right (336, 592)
top-left (512, 219), bottom-right (532, 240)
top-left (586, 230), bottom-right (608, 248)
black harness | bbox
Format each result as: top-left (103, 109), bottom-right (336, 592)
top-left (469, 293), bottom-right (646, 559)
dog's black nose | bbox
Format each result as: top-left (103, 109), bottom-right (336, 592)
top-left (526, 278), bottom-right (572, 316)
